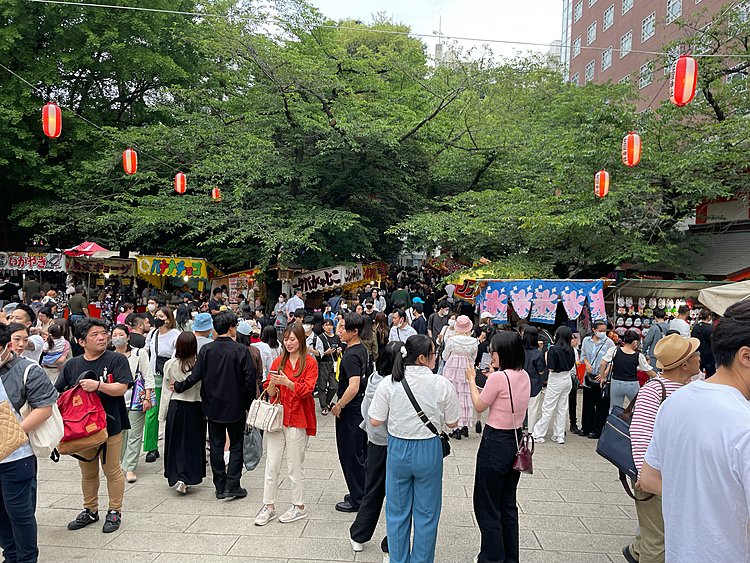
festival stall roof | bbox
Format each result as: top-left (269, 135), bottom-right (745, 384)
top-left (136, 255), bottom-right (223, 287)
top-left (291, 263), bottom-right (380, 295)
top-left (64, 242), bottom-right (109, 257)
top-left (698, 280), bottom-right (750, 316)
top-left (606, 279), bottom-right (734, 301)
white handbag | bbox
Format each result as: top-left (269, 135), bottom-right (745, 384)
top-left (20, 363), bottom-right (64, 458)
top-left (246, 390), bottom-right (284, 432)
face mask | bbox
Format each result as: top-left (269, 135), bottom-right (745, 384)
top-left (448, 319), bottom-right (456, 327)
top-left (111, 336), bottom-right (128, 348)
top-left (341, 304), bottom-right (348, 310)
top-left (366, 304), bottom-right (373, 309)
top-left (154, 318), bottom-right (165, 328)
top-left (147, 303), bottom-right (156, 312)
top-left (595, 331), bottom-right (606, 339)
top-left (278, 297), bottom-right (284, 303)
top-left (303, 324), bottom-right (312, 332)
top-left (191, 311), bottom-right (198, 318)
top-left (440, 309), bottom-right (448, 316)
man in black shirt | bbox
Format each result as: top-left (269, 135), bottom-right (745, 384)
top-left (208, 287), bottom-right (225, 316)
top-left (362, 298), bottom-right (377, 323)
top-left (0, 276), bottom-right (17, 308)
top-left (330, 313), bottom-right (368, 512)
top-left (56, 318), bottom-right (131, 534)
top-left (172, 311), bottom-right (256, 499)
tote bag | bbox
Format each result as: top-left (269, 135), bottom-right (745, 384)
top-left (20, 362), bottom-right (64, 458)
top-left (246, 390), bottom-right (284, 432)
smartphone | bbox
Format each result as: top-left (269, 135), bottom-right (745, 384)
top-left (479, 353), bottom-right (491, 372)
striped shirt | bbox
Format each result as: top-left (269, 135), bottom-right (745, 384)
top-left (630, 376), bottom-right (684, 479)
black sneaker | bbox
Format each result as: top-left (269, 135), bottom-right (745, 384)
top-left (570, 424), bottom-right (580, 435)
top-left (475, 421), bottom-right (482, 434)
top-left (145, 450), bottom-right (159, 463)
top-left (102, 510), bottom-right (121, 533)
top-left (67, 508), bottom-right (99, 530)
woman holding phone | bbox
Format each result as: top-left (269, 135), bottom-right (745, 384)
top-left (254, 324), bottom-right (318, 527)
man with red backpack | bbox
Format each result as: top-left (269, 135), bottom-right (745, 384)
top-left (54, 318), bottom-right (131, 534)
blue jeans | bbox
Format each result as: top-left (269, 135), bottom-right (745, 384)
top-left (609, 379), bottom-right (640, 413)
top-left (0, 456), bottom-right (38, 563)
top-left (68, 314), bottom-right (85, 326)
top-left (386, 435), bottom-right (442, 563)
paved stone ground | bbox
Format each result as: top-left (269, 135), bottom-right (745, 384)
top-left (36, 390), bottom-right (634, 563)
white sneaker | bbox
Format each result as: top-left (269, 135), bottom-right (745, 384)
top-left (223, 451), bottom-right (230, 466)
top-left (383, 553), bottom-right (390, 563)
top-left (551, 436), bottom-right (565, 444)
top-left (175, 481), bottom-right (187, 494)
top-left (278, 505), bottom-right (307, 523)
top-left (158, 430), bottom-right (164, 440)
top-left (254, 505), bottom-right (277, 526)
top-left (350, 539), bottom-right (364, 552)
top-left (534, 436), bottom-right (545, 443)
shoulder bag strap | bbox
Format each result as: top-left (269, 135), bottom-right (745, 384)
top-left (400, 377), bottom-right (440, 437)
top-left (503, 371), bottom-right (524, 449)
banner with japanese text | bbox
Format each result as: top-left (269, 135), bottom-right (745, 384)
top-left (68, 257), bottom-right (135, 276)
top-left (292, 264), bottom-right (364, 294)
top-left (0, 252), bottom-right (66, 272)
top-left (137, 256), bottom-right (218, 282)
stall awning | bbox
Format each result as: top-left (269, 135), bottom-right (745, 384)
top-left (0, 251), bottom-right (66, 272)
top-left (136, 255), bottom-right (223, 284)
top-left (68, 256), bottom-right (136, 276)
top-left (64, 242), bottom-right (109, 257)
top-left (292, 263), bottom-right (378, 295)
top-left (698, 280), bottom-right (750, 316)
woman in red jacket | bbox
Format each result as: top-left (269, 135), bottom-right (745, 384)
top-left (254, 323), bottom-right (318, 527)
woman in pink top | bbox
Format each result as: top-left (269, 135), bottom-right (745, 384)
top-left (465, 331), bottom-right (531, 563)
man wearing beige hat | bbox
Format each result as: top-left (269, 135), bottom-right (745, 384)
top-left (640, 301), bottom-right (750, 563)
top-left (622, 333), bottom-right (700, 563)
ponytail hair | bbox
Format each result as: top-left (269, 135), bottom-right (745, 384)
top-left (46, 323), bottom-right (64, 349)
top-left (391, 334), bottom-right (434, 382)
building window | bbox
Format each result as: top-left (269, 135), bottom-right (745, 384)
top-left (620, 30), bottom-right (632, 57)
top-left (639, 62), bottom-right (653, 88)
top-left (695, 24), bottom-right (712, 55)
top-left (667, 0), bottom-right (682, 23)
top-left (574, 0), bottom-right (583, 21)
top-left (573, 35), bottom-right (582, 57)
top-left (602, 46), bottom-right (613, 70)
top-left (642, 12), bottom-right (656, 42)
top-left (622, 0), bottom-right (633, 14)
top-left (586, 59), bottom-right (596, 82)
top-left (604, 5), bottom-right (615, 30)
top-left (619, 75), bottom-right (631, 84)
top-left (588, 21), bottom-right (597, 45)
top-left (589, 0), bottom-right (597, 6)
top-left (571, 72), bottom-right (580, 86)
top-left (665, 45), bottom-right (680, 75)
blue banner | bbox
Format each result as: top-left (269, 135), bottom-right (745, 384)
top-left (560, 282), bottom-right (590, 320)
top-left (508, 281), bottom-right (534, 319)
top-left (477, 281), bottom-right (509, 323)
top-left (529, 281), bottom-right (560, 323)
top-left (587, 280), bottom-right (607, 321)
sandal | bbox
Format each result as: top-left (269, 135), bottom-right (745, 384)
top-left (321, 408), bottom-right (329, 416)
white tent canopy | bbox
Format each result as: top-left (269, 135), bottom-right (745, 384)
top-left (698, 280), bottom-right (750, 316)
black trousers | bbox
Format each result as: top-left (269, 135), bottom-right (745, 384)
top-left (473, 426), bottom-right (521, 563)
top-left (335, 397), bottom-right (367, 507)
top-left (580, 385), bottom-right (609, 435)
top-left (350, 443), bottom-right (387, 543)
top-left (568, 386), bottom-right (578, 426)
top-left (207, 418), bottom-right (245, 494)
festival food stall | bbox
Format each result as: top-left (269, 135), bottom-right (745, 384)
top-left (212, 268), bottom-right (262, 310)
top-left (136, 255), bottom-right (222, 295)
top-left (0, 251), bottom-right (66, 277)
top-left (289, 263), bottom-right (381, 307)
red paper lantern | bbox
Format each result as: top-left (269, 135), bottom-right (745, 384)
top-left (595, 170), bottom-right (609, 198)
top-left (211, 187), bottom-right (221, 201)
top-left (123, 149), bottom-right (137, 175)
top-left (175, 173), bottom-right (186, 194)
top-left (42, 103), bottom-right (61, 138)
top-left (669, 56), bottom-right (697, 107)
top-left (621, 133), bottom-right (641, 167)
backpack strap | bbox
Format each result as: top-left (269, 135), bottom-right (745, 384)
top-left (71, 442), bottom-right (107, 464)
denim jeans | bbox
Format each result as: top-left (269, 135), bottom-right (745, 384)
top-left (609, 379), bottom-right (640, 413)
top-left (0, 456), bottom-right (38, 563)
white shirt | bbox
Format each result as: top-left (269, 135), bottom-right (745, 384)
top-left (195, 336), bottom-right (212, 352)
top-left (389, 323), bottom-right (417, 343)
top-left (669, 318), bottom-right (690, 338)
top-left (145, 329), bottom-right (180, 375)
top-left (305, 332), bottom-right (325, 358)
top-left (286, 295), bottom-right (305, 317)
top-left (374, 296), bottom-right (386, 312)
top-left (252, 342), bottom-right (274, 380)
top-left (22, 335), bottom-right (45, 364)
top-left (645, 380), bottom-right (750, 563)
top-left (602, 346), bottom-right (652, 372)
top-left (369, 365), bottom-right (460, 440)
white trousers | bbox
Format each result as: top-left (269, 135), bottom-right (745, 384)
top-left (532, 371), bottom-right (572, 440)
top-left (263, 426), bottom-right (309, 506)
top-left (526, 392), bottom-right (543, 435)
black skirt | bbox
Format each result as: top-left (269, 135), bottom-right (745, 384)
top-left (164, 400), bottom-right (206, 487)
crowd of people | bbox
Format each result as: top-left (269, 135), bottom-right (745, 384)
top-left (0, 265), bottom-right (747, 563)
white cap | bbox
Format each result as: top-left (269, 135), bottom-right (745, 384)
top-left (480, 311), bottom-right (493, 320)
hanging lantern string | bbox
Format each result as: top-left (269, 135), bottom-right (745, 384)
top-left (0, 61), bottom-right (184, 176)
top-left (21, 0), bottom-right (750, 59)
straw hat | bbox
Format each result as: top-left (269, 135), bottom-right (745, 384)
top-left (653, 333), bottom-right (701, 370)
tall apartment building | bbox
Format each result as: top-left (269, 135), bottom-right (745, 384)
top-left (565, 0), bottom-right (726, 110)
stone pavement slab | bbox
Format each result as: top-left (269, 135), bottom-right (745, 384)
top-left (36, 390), bottom-right (634, 562)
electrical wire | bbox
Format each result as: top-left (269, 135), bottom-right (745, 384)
top-left (21, 0), bottom-right (750, 58)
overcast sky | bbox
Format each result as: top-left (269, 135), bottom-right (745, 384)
top-left (308, 0), bottom-right (563, 59)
